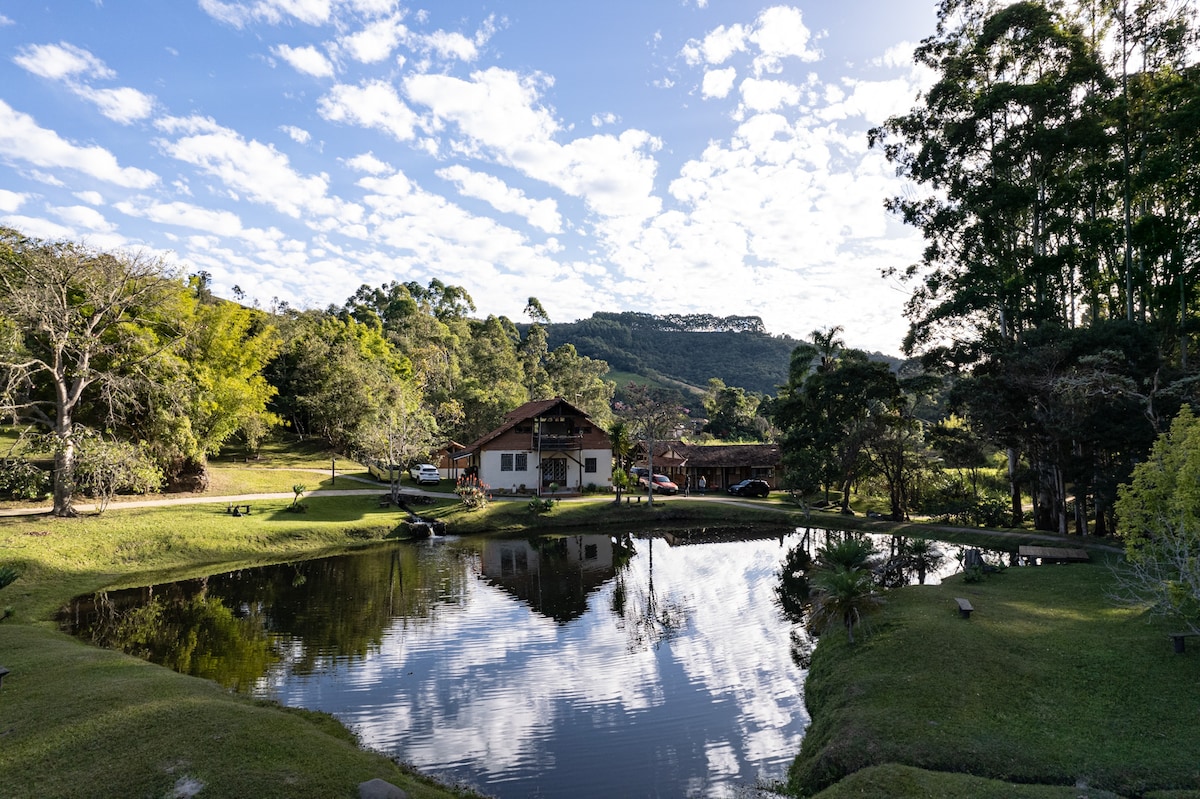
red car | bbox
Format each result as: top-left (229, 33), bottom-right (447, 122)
top-left (638, 473), bottom-right (679, 495)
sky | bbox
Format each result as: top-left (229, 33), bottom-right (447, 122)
top-left (0, 0), bottom-right (940, 355)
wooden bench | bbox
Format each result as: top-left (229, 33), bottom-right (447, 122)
top-left (954, 597), bottom-right (974, 619)
top-left (1168, 631), bottom-right (1200, 654)
top-left (226, 503), bottom-right (251, 516)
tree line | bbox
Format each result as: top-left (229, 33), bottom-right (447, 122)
top-left (0, 228), bottom-right (613, 516)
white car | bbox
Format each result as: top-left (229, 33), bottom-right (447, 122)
top-left (409, 463), bottom-right (440, 485)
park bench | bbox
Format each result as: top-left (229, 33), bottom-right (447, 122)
top-left (225, 503), bottom-right (251, 516)
top-left (954, 597), bottom-right (974, 619)
top-left (1168, 631), bottom-right (1200, 654)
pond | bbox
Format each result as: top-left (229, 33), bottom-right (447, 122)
top-left (58, 528), bottom-right (989, 798)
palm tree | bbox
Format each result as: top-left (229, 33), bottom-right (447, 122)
top-left (805, 567), bottom-right (882, 645)
top-left (816, 536), bottom-right (878, 572)
top-left (901, 538), bottom-right (944, 585)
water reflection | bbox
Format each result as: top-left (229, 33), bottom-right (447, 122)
top-left (59, 528), bottom-right (989, 798)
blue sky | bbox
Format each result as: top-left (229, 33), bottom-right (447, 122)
top-left (0, 0), bottom-right (938, 355)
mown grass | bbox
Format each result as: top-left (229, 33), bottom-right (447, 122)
top-left (422, 492), bottom-right (817, 537)
top-left (0, 624), bottom-right (464, 799)
top-left (204, 464), bottom-right (380, 495)
top-left (793, 561), bottom-right (1200, 798)
top-left (0, 475), bottom-right (1156, 799)
top-left (0, 493), bottom-right (474, 799)
top-left (810, 763), bottom-right (1096, 798)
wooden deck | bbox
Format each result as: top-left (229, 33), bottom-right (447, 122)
top-left (1018, 545), bottom-right (1090, 563)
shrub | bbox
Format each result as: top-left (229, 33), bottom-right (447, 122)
top-left (0, 565), bottom-right (19, 591)
top-left (455, 475), bottom-right (491, 510)
top-left (0, 459), bottom-right (50, 501)
top-left (527, 496), bottom-right (556, 514)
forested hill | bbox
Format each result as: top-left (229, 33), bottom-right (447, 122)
top-left (538, 312), bottom-right (803, 395)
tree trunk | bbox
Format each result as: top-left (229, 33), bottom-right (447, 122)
top-left (52, 419), bottom-right (76, 517)
top-left (1007, 447), bottom-right (1022, 527)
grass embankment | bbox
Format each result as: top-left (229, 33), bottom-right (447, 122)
top-left (794, 560), bottom-right (1200, 799)
top-left (0, 457), bottom-right (1155, 799)
top-left (0, 488), bottom-right (476, 799)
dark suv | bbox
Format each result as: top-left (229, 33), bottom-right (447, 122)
top-left (728, 479), bottom-right (771, 498)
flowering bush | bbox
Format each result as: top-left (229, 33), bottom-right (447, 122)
top-left (455, 475), bottom-right (492, 510)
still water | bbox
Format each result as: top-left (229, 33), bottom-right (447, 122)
top-left (59, 529), bottom-right (975, 798)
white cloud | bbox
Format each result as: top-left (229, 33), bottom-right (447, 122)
top-left (282, 125), bottom-right (312, 144)
top-left (749, 6), bottom-right (821, 74)
top-left (0, 215), bottom-right (75, 241)
top-left (420, 30), bottom-right (479, 61)
top-left (702, 67), bottom-right (737, 99)
top-left (0, 100), bottom-right (158, 188)
top-left (75, 191), bottom-right (104, 205)
top-left (591, 112), bottom-right (619, 128)
top-left (405, 68), bottom-right (661, 221)
top-left (79, 86), bottom-right (156, 124)
top-left (198, 0), bottom-right (333, 28)
top-left (114, 198), bottom-right (288, 247)
top-left (0, 190), bottom-right (27, 213)
top-left (684, 23), bottom-right (748, 66)
top-left (345, 152), bottom-right (391, 174)
top-left (319, 80), bottom-right (419, 141)
top-left (0, 15), bottom-right (13, 26)
top-left (14, 43), bottom-right (155, 125)
top-left (51, 204), bottom-right (116, 233)
top-left (683, 7), bottom-right (821, 78)
top-left (155, 115), bottom-right (361, 224)
top-left (437, 164), bottom-right (562, 233)
top-left (273, 44), bottom-right (335, 78)
top-left (340, 15), bottom-right (408, 63)
top-left (13, 42), bottom-right (114, 81)
top-left (739, 77), bottom-right (801, 112)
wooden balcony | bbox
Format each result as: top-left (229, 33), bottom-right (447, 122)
top-left (534, 433), bottom-right (582, 451)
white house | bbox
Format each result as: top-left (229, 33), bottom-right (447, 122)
top-left (452, 397), bottom-right (613, 495)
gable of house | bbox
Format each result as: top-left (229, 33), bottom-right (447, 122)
top-left (454, 397), bottom-right (613, 494)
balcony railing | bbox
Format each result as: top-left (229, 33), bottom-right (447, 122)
top-left (534, 433), bottom-right (583, 451)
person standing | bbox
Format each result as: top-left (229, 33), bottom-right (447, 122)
top-left (698, 475), bottom-right (707, 494)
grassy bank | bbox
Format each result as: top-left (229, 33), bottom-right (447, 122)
top-left (793, 560), bottom-right (1200, 798)
top-left (0, 493), bottom-right (472, 799)
top-left (0, 479), bottom-right (1147, 799)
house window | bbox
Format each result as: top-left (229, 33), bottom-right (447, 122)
top-left (584, 457), bottom-right (597, 473)
top-left (515, 453), bottom-right (528, 471)
top-left (501, 453), bottom-right (513, 471)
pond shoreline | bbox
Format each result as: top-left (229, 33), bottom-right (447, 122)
top-left (0, 493), bottom-right (1125, 798)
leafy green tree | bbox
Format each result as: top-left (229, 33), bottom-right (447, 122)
top-left (608, 420), bottom-right (636, 503)
top-left (776, 343), bottom-right (900, 513)
top-left (180, 298), bottom-right (281, 456)
top-left (72, 431), bottom-right (163, 514)
top-left (872, 0), bottom-right (1111, 357)
top-left (456, 315), bottom-right (527, 442)
top-left (1113, 406), bottom-right (1200, 631)
top-left (617, 382), bottom-right (685, 506)
top-left (544, 343), bottom-right (614, 424)
top-left (0, 229), bottom-right (186, 515)
top-left (269, 310), bottom-right (410, 453)
top-left (702, 378), bottom-right (768, 441)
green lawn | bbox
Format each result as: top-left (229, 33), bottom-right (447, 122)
top-left (794, 560), bottom-right (1200, 798)
top-left (0, 494), bottom-right (471, 799)
top-left (0, 474), bottom-right (1177, 799)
